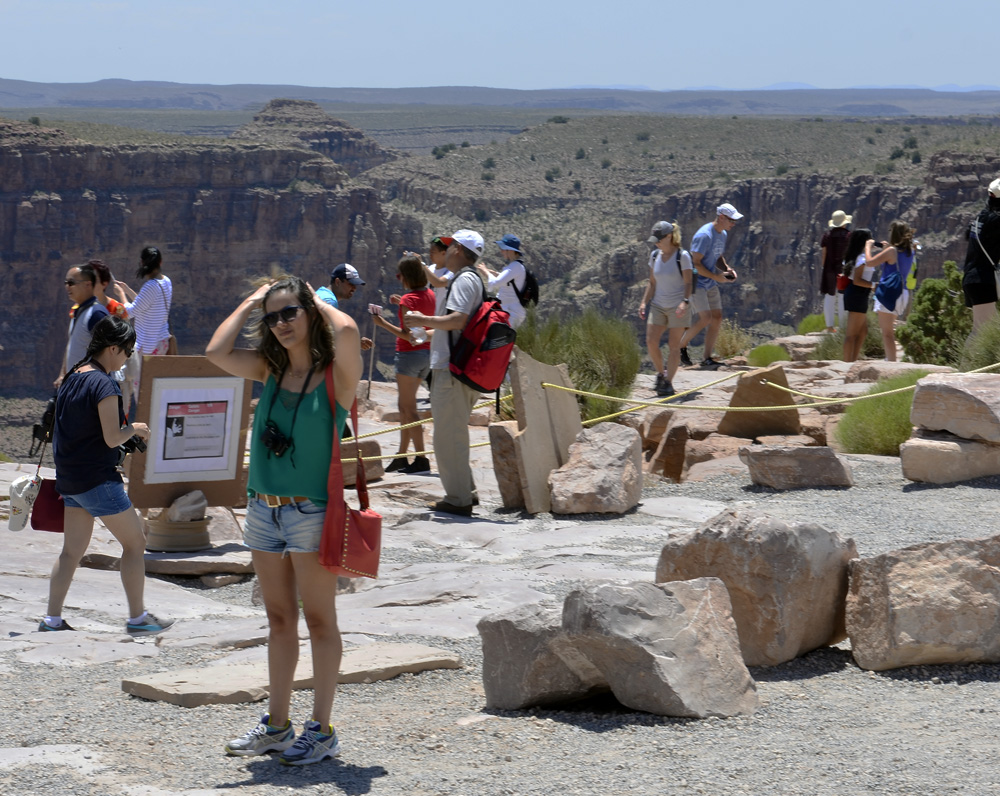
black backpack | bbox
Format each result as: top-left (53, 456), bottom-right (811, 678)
top-left (512, 260), bottom-right (539, 307)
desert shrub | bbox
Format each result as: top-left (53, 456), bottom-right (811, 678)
top-left (481, 172), bottom-right (494, 181)
top-left (600, 233), bottom-right (611, 243)
top-left (474, 208), bottom-right (489, 222)
top-left (747, 344), bottom-right (790, 367)
top-left (715, 319), bottom-right (754, 359)
top-left (575, 148), bottom-right (586, 159)
top-left (898, 260), bottom-right (970, 366)
top-left (776, 164), bottom-right (789, 176)
top-left (482, 157), bottom-right (496, 169)
top-left (835, 370), bottom-right (928, 456)
top-left (911, 151), bottom-right (922, 164)
top-left (544, 167), bottom-right (561, 182)
top-left (460, 141), bottom-right (470, 147)
top-left (959, 312), bottom-right (1000, 372)
top-left (812, 314), bottom-right (884, 360)
top-left (548, 116), bottom-right (570, 124)
top-left (889, 147), bottom-right (905, 160)
top-left (601, 158), bottom-right (611, 169)
top-left (572, 180), bottom-right (582, 192)
top-left (28, 116), bottom-right (40, 126)
top-left (515, 307), bottom-right (641, 422)
top-left (797, 313), bottom-right (827, 334)
top-left (636, 131), bottom-right (650, 141)
top-left (903, 136), bottom-right (918, 149)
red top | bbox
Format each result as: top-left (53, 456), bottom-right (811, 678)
top-left (397, 288), bottom-right (435, 352)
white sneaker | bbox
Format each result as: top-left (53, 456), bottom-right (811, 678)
top-left (225, 714), bottom-right (295, 756)
top-left (279, 720), bottom-right (341, 766)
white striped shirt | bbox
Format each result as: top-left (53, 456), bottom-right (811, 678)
top-left (125, 275), bottom-right (172, 354)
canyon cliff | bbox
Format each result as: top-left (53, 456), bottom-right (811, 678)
top-left (1, 100), bottom-right (998, 394)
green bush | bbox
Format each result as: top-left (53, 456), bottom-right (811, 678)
top-left (515, 307), bottom-right (641, 422)
top-left (797, 313), bottom-right (827, 334)
top-left (898, 261), bottom-right (970, 366)
top-left (959, 311), bottom-right (1000, 372)
top-left (747, 344), bottom-right (790, 367)
top-left (835, 370), bottom-right (929, 455)
top-left (812, 314), bottom-right (884, 360)
top-left (715, 319), bottom-right (754, 359)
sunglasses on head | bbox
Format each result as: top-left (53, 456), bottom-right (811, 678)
top-left (262, 305), bottom-right (304, 328)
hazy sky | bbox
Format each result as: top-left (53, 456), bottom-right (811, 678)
top-left (2, 0), bottom-right (993, 91)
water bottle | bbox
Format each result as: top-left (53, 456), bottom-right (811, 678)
top-left (410, 327), bottom-right (428, 344)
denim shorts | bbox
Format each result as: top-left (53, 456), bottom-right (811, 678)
top-left (395, 349), bottom-right (431, 380)
top-left (243, 496), bottom-right (325, 555)
top-left (62, 479), bottom-right (132, 518)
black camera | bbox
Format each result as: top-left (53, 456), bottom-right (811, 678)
top-left (261, 420), bottom-right (291, 458)
top-left (116, 435), bottom-right (147, 467)
top-left (29, 397), bottom-right (57, 458)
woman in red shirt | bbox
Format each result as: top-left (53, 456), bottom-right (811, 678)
top-left (374, 254), bottom-right (436, 474)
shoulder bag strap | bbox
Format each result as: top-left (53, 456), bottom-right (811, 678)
top-left (324, 364), bottom-right (369, 510)
top-left (973, 216), bottom-right (998, 268)
top-left (445, 267), bottom-right (486, 359)
top-left (155, 280), bottom-right (172, 334)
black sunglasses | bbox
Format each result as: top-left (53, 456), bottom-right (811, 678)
top-left (262, 305), bottom-right (304, 328)
top-left (65, 279), bottom-right (83, 286)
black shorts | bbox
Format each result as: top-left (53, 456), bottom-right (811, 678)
top-left (963, 276), bottom-right (998, 307)
top-left (843, 283), bottom-right (871, 314)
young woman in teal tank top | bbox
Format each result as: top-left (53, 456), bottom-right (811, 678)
top-left (207, 275), bottom-right (361, 766)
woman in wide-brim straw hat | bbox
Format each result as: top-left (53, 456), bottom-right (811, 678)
top-left (820, 210), bottom-right (853, 333)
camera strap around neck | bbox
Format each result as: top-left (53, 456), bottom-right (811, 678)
top-left (263, 363), bottom-right (314, 462)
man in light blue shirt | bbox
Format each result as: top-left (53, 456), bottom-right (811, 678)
top-left (317, 263), bottom-right (372, 349)
top-left (679, 203), bottom-right (743, 370)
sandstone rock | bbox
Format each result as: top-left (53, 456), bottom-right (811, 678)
top-left (909, 373), bottom-right (1000, 443)
top-left (200, 574), bottom-right (245, 588)
top-left (549, 424), bottom-right (643, 514)
top-left (655, 509), bottom-right (857, 666)
top-left (561, 579), bottom-right (758, 717)
top-left (771, 334), bottom-right (821, 362)
top-left (645, 418), bottom-right (689, 482)
top-left (638, 408), bottom-right (674, 449)
top-left (342, 438), bottom-right (385, 485)
top-left (900, 432), bottom-right (1000, 484)
top-left (489, 421), bottom-right (525, 509)
top-left (755, 434), bottom-right (818, 447)
top-left (121, 642), bottom-right (462, 707)
top-left (799, 409), bottom-right (828, 446)
top-left (717, 364), bottom-right (801, 439)
top-left (683, 433), bottom-right (750, 476)
top-left (845, 361), bottom-right (954, 384)
top-left (684, 455), bottom-right (748, 482)
top-left (846, 536), bottom-right (1000, 671)
top-left (478, 601), bottom-right (607, 710)
top-left (509, 349), bottom-right (583, 515)
top-left (739, 445), bottom-right (854, 489)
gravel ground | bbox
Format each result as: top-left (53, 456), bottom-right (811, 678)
top-left (3, 404), bottom-right (1000, 794)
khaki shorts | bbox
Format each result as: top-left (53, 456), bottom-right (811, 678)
top-left (648, 303), bottom-right (692, 328)
top-left (691, 284), bottom-right (722, 314)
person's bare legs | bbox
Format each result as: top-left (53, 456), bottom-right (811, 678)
top-left (877, 311), bottom-right (897, 361)
top-left (666, 326), bottom-right (686, 382)
top-left (823, 293), bottom-right (837, 332)
top-left (972, 302), bottom-right (997, 335)
top-left (680, 312), bottom-right (709, 350)
top-left (46, 507), bottom-right (95, 616)
top-left (645, 323), bottom-right (667, 376)
top-left (702, 309), bottom-right (724, 360)
top-left (253, 550), bottom-right (299, 727)
top-left (395, 372), bottom-right (424, 455)
top-left (843, 312), bottom-right (868, 362)
top-left (291, 553), bottom-right (342, 728)
top-left (101, 507), bottom-right (149, 618)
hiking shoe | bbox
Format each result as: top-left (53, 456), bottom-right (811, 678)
top-left (654, 374), bottom-right (674, 397)
top-left (384, 456), bottom-right (410, 473)
top-left (279, 721), bottom-right (341, 766)
top-left (225, 714), bottom-right (295, 756)
top-left (427, 500), bottom-right (473, 517)
top-left (699, 357), bottom-right (723, 371)
top-left (680, 347), bottom-right (693, 368)
top-left (126, 612), bottom-right (174, 637)
top-left (401, 456), bottom-right (431, 474)
top-left (38, 619), bottom-right (75, 632)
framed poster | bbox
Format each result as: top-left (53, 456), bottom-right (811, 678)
top-left (127, 356), bottom-right (252, 509)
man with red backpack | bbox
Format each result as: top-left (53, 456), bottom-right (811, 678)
top-left (405, 229), bottom-right (493, 516)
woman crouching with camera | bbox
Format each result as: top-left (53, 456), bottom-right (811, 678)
top-left (41, 315), bottom-right (172, 637)
top-left (207, 275), bottom-right (361, 766)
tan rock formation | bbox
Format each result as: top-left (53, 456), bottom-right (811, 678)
top-left (549, 423), bottom-right (643, 514)
top-left (739, 445), bottom-right (854, 489)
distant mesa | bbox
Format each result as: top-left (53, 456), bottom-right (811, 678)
top-left (229, 98), bottom-right (398, 176)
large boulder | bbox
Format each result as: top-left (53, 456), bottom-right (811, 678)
top-left (716, 364), bottom-right (801, 439)
top-left (644, 417), bottom-right (689, 482)
top-left (549, 423), bottom-right (643, 514)
top-left (477, 602), bottom-right (606, 710)
top-left (901, 431), bottom-right (1000, 484)
top-left (561, 579), bottom-right (758, 718)
top-left (846, 535), bottom-right (1000, 671)
top-left (738, 445), bottom-right (854, 490)
top-left (655, 509), bottom-right (857, 666)
top-left (845, 361), bottom-right (953, 384)
top-left (909, 372), bottom-right (1000, 443)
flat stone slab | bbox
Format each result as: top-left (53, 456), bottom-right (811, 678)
top-left (121, 642), bottom-right (462, 707)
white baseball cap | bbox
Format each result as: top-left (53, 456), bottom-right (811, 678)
top-left (989, 178), bottom-right (1000, 199)
top-left (717, 203), bottom-right (744, 221)
top-left (8, 475), bottom-right (40, 532)
top-left (440, 229), bottom-right (485, 258)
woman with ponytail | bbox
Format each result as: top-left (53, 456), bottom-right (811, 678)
top-left (115, 245), bottom-right (172, 403)
top-left (41, 315), bottom-right (173, 637)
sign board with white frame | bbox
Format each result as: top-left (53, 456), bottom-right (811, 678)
top-left (126, 356), bottom-right (252, 509)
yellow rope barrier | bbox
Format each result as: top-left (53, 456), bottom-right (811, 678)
top-left (581, 370), bottom-right (743, 426)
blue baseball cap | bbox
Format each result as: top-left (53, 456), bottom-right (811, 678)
top-left (495, 234), bottom-right (522, 254)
